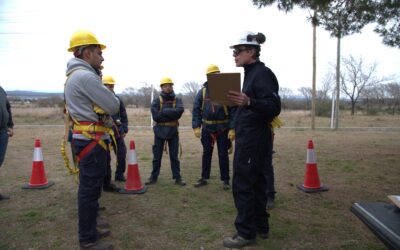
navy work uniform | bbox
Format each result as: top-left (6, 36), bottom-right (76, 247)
top-left (192, 82), bottom-right (236, 187)
top-left (147, 82), bottom-right (185, 186)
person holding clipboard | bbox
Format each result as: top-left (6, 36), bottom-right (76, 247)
top-left (223, 31), bottom-right (281, 248)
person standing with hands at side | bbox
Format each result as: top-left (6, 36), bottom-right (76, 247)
top-left (146, 77), bottom-right (186, 186)
top-left (192, 64), bottom-right (236, 190)
top-left (223, 31), bottom-right (281, 248)
top-left (65, 30), bottom-right (119, 250)
top-left (0, 85), bottom-right (14, 201)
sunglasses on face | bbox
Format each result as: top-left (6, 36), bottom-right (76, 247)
top-left (233, 47), bottom-right (249, 57)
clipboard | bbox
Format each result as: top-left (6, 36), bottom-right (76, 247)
top-left (207, 73), bottom-right (241, 106)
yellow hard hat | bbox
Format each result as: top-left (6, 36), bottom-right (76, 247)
top-left (160, 77), bottom-right (174, 87)
top-left (68, 30), bottom-right (106, 52)
top-left (206, 64), bottom-right (220, 75)
top-left (102, 75), bottom-right (115, 85)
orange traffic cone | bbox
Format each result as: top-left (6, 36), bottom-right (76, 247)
top-left (119, 140), bottom-right (147, 194)
top-left (22, 139), bottom-right (55, 189)
top-left (297, 140), bottom-right (329, 193)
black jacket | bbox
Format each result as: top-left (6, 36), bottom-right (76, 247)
top-left (151, 91), bottom-right (184, 139)
top-left (235, 60), bottom-right (281, 147)
top-left (0, 87), bottom-right (13, 132)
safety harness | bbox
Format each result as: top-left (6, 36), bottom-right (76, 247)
top-left (200, 87), bottom-right (233, 153)
top-left (157, 96), bottom-right (182, 157)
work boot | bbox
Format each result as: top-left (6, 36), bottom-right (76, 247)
top-left (266, 196), bottom-right (275, 210)
top-left (257, 230), bottom-right (269, 239)
top-left (114, 175), bottom-right (126, 182)
top-left (79, 240), bottom-right (114, 250)
top-left (0, 193), bottom-right (10, 201)
top-left (222, 180), bottom-right (230, 190)
top-left (194, 178), bottom-right (207, 188)
top-left (97, 227), bottom-right (111, 238)
top-left (145, 178), bottom-right (157, 185)
top-left (175, 178), bottom-right (186, 186)
top-left (103, 183), bottom-right (121, 193)
top-left (223, 234), bottom-right (256, 248)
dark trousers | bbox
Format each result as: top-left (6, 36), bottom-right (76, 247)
top-left (266, 133), bottom-right (276, 199)
top-left (266, 163), bottom-right (275, 199)
top-left (200, 129), bottom-right (230, 181)
top-left (114, 136), bottom-right (127, 178)
top-left (73, 139), bottom-right (107, 244)
top-left (104, 143), bottom-right (112, 187)
top-left (0, 130), bottom-right (9, 167)
top-left (232, 131), bottom-right (272, 240)
top-left (151, 135), bottom-right (181, 180)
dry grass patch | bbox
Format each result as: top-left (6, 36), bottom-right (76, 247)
top-left (0, 123), bottom-right (399, 249)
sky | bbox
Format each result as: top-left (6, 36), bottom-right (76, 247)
top-left (0, 0), bottom-right (399, 95)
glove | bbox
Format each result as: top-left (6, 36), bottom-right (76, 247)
top-left (93, 104), bottom-right (106, 115)
top-left (193, 128), bottom-right (201, 138)
top-left (228, 129), bottom-right (235, 141)
top-left (271, 117), bottom-right (283, 129)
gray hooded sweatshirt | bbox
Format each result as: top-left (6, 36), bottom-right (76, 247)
top-left (64, 58), bottom-right (119, 140)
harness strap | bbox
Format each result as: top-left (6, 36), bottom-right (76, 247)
top-left (159, 96), bottom-right (176, 110)
top-left (156, 121), bottom-right (179, 126)
top-left (203, 119), bottom-right (229, 125)
top-left (208, 128), bottom-right (228, 148)
top-left (72, 121), bottom-right (115, 161)
top-left (201, 87), bottom-right (228, 116)
top-left (76, 132), bottom-right (105, 163)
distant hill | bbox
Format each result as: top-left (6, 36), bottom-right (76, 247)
top-left (6, 90), bottom-right (63, 99)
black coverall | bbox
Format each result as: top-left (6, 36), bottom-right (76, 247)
top-left (232, 60), bottom-right (281, 240)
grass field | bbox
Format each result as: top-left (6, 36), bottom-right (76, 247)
top-left (0, 108), bottom-right (399, 249)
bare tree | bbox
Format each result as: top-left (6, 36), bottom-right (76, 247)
top-left (279, 87), bottom-right (293, 109)
top-left (385, 82), bottom-right (400, 115)
top-left (137, 83), bottom-right (156, 108)
top-left (182, 81), bottom-right (201, 105)
top-left (317, 72), bottom-right (334, 101)
top-left (341, 55), bottom-right (383, 115)
top-left (298, 87), bottom-right (312, 110)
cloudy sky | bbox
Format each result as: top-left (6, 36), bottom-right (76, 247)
top-left (1, 0), bottom-right (399, 94)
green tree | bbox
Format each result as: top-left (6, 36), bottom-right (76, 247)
top-left (373, 0), bottom-right (400, 48)
top-left (252, 0), bottom-right (330, 130)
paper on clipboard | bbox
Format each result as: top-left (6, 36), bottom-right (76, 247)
top-left (207, 73), bottom-right (241, 106)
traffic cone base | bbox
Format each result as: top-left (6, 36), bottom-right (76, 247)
top-left (119, 140), bottom-right (147, 195)
top-left (119, 185), bottom-right (147, 194)
top-left (22, 181), bottom-right (55, 190)
top-left (297, 183), bottom-right (329, 193)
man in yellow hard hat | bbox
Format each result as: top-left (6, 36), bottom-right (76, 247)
top-left (102, 75), bottom-right (129, 183)
top-left (192, 64), bottom-right (236, 190)
top-left (64, 30), bottom-right (119, 250)
top-left (146, 77), bottom-right (186, 186)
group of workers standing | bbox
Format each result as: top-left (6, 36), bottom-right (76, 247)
top-left (62, 28), bottom-right (281, 250)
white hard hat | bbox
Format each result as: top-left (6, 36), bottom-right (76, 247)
top-left (230, 31), bottom-right (261, 48)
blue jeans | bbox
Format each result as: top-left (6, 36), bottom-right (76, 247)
top-left (73, 139), bottom-right (107, 244)
top-left (0, 130), bottom-right (9, 167)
